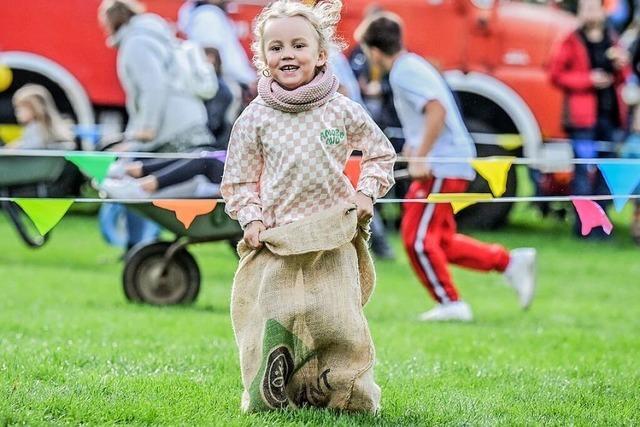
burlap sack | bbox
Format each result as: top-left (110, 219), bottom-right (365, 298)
top-left (230, 203), bottom-right (380, 413)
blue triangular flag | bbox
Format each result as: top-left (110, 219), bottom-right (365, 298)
top-left (598, 162), bottom-right (640, 212)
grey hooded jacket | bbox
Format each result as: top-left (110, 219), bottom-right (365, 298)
top-left (111, 14), bottom-right (211, 152)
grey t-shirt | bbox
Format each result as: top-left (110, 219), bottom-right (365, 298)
top-left (389, 53), bottom-right (475, 180)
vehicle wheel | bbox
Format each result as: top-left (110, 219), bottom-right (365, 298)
top-left (123, 242), bottom-right (201, 305)
top-left (456, 125), bottom-right (519, 230)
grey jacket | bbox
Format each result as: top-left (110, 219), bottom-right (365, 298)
top-left (111, 14), bottom-right (210, 152)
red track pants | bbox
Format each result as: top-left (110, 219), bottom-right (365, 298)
top-left (400, 178), bottom-right (510, 303)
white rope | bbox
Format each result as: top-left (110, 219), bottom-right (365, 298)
top-left (0, 148), bottom-right (639, 165)
top-left (1, 194), bottom-right (638, 204)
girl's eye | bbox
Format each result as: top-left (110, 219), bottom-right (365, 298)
top-left (295, 44), bottom-right (305, 49)
top-left (270, 46), bottom-right (281, 52)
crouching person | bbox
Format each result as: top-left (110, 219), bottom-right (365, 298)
top-left (220, 0), bottom-right (396, 413)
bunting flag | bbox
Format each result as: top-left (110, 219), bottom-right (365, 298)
top-left (426, 193), bottom-right (494, 213)
top-left (65, 154), bottom-right (117, 184)
top-left (344, 156), bottom-right (362, 189)
top-left (14, 199), bottom-right (74, 235)
top-left (497, 134), bottom-right (523, 151)
top-left (471, 157), bottom-right (514, 197)
top-left (597, 163), bottom-right (640, 212)
top-left (152, 199), bottom-right (218, 229)
top-left (571, 198), bottom-right (613, 236)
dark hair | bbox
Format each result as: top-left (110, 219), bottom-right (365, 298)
top-left (99, 0), bottom-right (144, 33)
top-left (359, 14), bottom-right (403, 56)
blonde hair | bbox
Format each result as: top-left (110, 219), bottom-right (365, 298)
top-left (98, 0), bottom-right (145, 33)
top-left (12, 84), bottom-right (73, 144)
top-left (251, 0), bottom-right (345, 75)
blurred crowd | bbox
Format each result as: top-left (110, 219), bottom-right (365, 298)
top-left (5, 0), bottom-right (640, 249)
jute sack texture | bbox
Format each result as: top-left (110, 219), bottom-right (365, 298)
top-left (231, 203), bottom-right (380, 413)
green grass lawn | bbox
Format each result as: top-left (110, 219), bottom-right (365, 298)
top-left (0, 200), bottom-right (639, 426)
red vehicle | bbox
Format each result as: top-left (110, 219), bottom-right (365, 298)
top-left (0, 0), bottom-right (577, 226)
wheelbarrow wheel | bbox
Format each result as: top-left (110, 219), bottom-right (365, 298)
top-left (123, 242), bottom-right (201, 305)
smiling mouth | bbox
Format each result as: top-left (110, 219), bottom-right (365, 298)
top-left (280, 65), bottom-right (299, 72)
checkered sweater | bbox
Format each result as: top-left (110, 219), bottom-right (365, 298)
top-left (221, 93), bottom-right (396, 229)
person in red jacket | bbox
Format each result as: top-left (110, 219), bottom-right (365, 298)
top-left (549, 0), bottom-right (629, 238)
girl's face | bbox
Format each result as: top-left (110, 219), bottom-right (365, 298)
top-left (14, 102), bottom-right (35, 125)
top-left (263, 16), bottom-right (327, 90)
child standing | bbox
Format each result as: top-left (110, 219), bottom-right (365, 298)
top-left (221, 0), bottom-right (395, 412)
top-left (357, 13), bottom-right (536, 322)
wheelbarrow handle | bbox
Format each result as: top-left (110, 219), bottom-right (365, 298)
top-left (1, 200), bottom-right (49, 248)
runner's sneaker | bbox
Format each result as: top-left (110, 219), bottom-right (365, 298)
top-left (504, 248), bottom-right (537, 309)
top-left (418, 301), bottom-right (473, 322)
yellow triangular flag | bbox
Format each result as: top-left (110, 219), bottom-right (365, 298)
top-left (426, 193), bottom-right (494, 213)
top-left (497, 134), bottom-right (523, 150)
top-left (14, 199), bottom-right (74, 235)
top-left (471, 157), bottom-right (515, 197)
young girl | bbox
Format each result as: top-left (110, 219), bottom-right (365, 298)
top-left (221, 0), bottom-right (395, 413)
top-left (8, 84), bottom-right (74, 150)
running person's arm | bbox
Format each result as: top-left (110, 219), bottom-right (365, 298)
top-left (409, 100), bottom-right (446, 179)
top-left (416, 99), bottom-right (446, 157)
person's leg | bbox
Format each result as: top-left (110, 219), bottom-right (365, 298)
top-left (570, 127), bottom-right (597, 236)
top-left (125, 209), bottom-right (160, 251)
top-left (201, 158), bottom-right (225, 183)
top-left (140, 159), bottom-right (178, 175)
top-left (440, 179), bottom-right (510, 272)
top-left (588, 119), bottom-right (617, 238)
top-left (369, 207), bottom-right (396, 260)
top-left (400, 178), bottom-right (460, 304)
top-left (149, 159), bottom-right (209, 189)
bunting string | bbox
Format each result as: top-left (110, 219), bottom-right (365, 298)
top-left (2, 148), bottom-right (640, 165)
top-left (2, 195), bottom-right (640, 204)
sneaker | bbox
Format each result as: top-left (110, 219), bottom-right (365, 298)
top-left (106, 161), bottom-right (129, 179)
top-left (101, 178), bottom-right (151, 200)
top-left (504, 248), bottom-right (537, 310)
top-left (418, 301), bottom-right (473, 322)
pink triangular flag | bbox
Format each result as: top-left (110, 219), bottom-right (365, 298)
top-left (571, 198), bottom-right (613, 236)
top-left (152, 200), bottom-right (217, 229)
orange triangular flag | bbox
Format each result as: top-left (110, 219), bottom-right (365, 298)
top-left (152, 199), bottom-right (217, 229)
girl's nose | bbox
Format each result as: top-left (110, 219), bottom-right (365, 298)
top-left (282, 47), bottom-right (295, 59)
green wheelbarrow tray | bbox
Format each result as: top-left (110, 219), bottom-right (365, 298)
top-left (128, 202), bottom-right (242, 241)
top-left (0, 156), bottom-right (68, 186)
top-left (0, 156), bottom-right (69, 248)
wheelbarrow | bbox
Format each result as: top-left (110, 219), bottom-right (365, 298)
top-left (123, 201), bottom-right (242, 305)
top-left (0, 155), bottom-right (81, 247)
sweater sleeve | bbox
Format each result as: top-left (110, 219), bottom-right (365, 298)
top-left (220, 109), bottom-right (264, 228)
top-left (347, 103), bottom-right (397, 201)
top-left (549, 36), bottom-right (594, 92)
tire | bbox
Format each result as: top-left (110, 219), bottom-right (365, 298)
top-left (123, 242), bottom-right (201, 305)
top-left (455, 140), bottom-right (518, 230)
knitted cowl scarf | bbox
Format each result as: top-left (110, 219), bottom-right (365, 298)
top-left (257, 67), bottom-right (339, 113)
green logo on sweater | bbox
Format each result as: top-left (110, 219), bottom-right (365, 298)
top-left (320, 128), bottom-right (346, 146)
